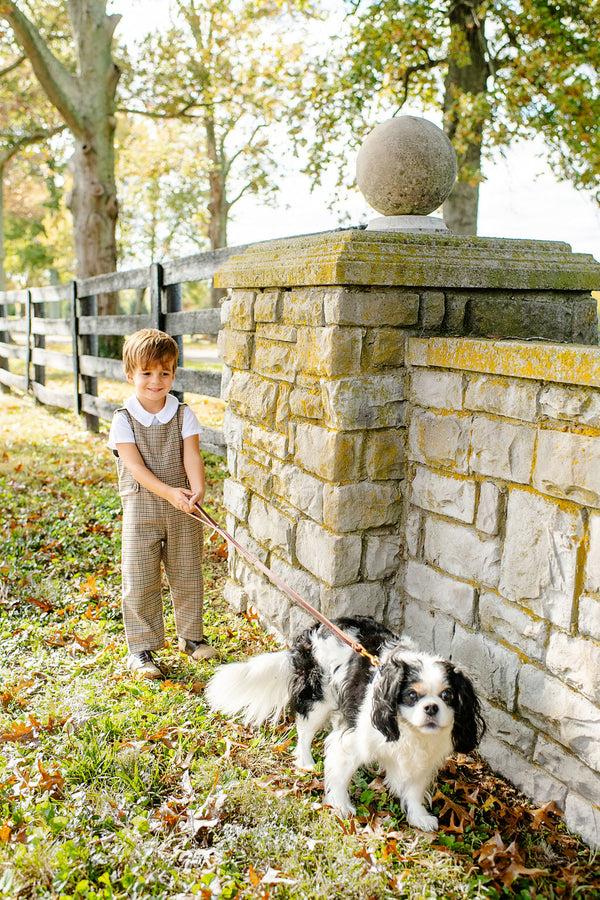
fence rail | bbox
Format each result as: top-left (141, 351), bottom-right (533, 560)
top-left (0, 244), bottom-right (249, 457)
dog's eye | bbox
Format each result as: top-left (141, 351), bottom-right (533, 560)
top-left (441, 689), bottom-right (454, 704)
top-left (404, 689), bottom-right (419, 706)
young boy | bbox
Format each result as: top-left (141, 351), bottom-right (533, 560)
top-left (108, 328), bottom-right (217, 679)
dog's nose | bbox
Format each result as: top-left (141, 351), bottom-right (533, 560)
top-left (424, 703), bottom-right (439, 717)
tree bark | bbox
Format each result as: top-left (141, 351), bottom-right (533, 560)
top-left (205, 115), bottom-right (229, 308)
top-left (442, 1), bottom-right (489, 235)
top-left (0, 0), bottom-right (121, 296)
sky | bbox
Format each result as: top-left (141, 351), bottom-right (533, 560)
top-left (115, 0), bottom-right (600, 265)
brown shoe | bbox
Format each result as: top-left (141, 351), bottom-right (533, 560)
top-left (178, 638), bottom-right (219, 661)
top-left (127, 650), bottom-right (165, 679)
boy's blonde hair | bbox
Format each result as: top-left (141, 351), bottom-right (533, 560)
top-left (122, 329), bottom-right (179, 376)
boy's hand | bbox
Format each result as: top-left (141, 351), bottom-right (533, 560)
top-left (188, 487), bottom-right (205, 510)
top-left (169, 487), bottom-right (202, 514)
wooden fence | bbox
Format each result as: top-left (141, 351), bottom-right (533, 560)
top-left (0, 244), bottom-right (248, 457)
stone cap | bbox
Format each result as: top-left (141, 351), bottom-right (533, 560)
top-left (214, 229), bottom-right (600, 291)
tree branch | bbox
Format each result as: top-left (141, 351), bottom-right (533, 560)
top-left (0, 2), bottom-right (83, 134)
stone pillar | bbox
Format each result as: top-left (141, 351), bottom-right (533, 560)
top-left (214, 228), bottom-right (600, 639)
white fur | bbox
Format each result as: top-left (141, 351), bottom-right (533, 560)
top-left (205, 619), bottom-right (482, 832)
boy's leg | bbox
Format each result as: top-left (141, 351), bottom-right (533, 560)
top-left (162, 509), bottom-right (205, 644)
top-left (121, 496), bottom-right (166, 653)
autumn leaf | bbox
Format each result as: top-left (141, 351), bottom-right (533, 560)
top-left (476, 833), bottom-right (547, 886)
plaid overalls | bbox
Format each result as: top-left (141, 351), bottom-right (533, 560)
top-left (114, 404), bottom-right (204, 652)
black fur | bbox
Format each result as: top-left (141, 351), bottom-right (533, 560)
top-left (443, 662), bottom-right (487, 753)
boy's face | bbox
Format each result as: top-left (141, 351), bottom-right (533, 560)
top-left (127, 359), bottom-right (176, 413)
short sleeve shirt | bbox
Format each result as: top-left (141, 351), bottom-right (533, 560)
top-left (108, 393), bottom-right (201, 450)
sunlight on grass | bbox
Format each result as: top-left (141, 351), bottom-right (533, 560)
top-left (1, 392), bottom-right (599, 900)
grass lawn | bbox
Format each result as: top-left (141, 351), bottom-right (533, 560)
top-left (1, 391), bottom-right (599, 899)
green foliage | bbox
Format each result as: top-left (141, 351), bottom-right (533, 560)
top-left (1, 392), bottom-right (599, 899)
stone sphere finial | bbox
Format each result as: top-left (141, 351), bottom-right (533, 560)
top-left (356, 116), bottom-right (457, 232)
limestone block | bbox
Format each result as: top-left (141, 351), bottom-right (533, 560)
top-left (450, 625), bottom-right (519, 706)
top-left (270, 552), bottom-right (322, 612)
top-left (257, 323), bottom-right (297, 343)
top-left (223, 478), bottom-right (250, 522)
top-left (518, 664), bottom-right (600, 771)
top-left (465, 292), bottom-right (574, 341)
top-left (253, 336), bottom-right (297, 383)
top-left (572, 294), bottom-right (599, 345)
top-left (579, 595), bottom-right (600, 641)
top-left (404, 508), bottom-right (423, 558)
top-left (254, 288), bottom-right (282, 323)
top-left (296, 518), bottom-right (362, 586)
top-left (535, 735), bottom-right (600, 808)
top-left (226, 446), bottom-right (237, 478)
top-left (410, 370), bottom-right (463, 410)
top-left (546, 631), bottom-right (600, 703)
top-left (479, 591), bottom-right (548, 662)
top-left (367, 329), bottom-right (408, 368)
top-left (272, 461), bottom-right (324, 522)
top-left (322, 374), bottom-right (406, 430)
top-left (244, 422), bottom-right (288, 461)
top-left (408, 407), bottom-right (470, 472)
top-left (364, 532), bottom-right (402, 579)
top-left (238, 563), bottom-right (291, 636)
top-left (227, 372), bottom-right (279, 428)
top-left (469, 415), bottom-right (535, 483)
top-left (283, 287), bottom-right (324, 326)
top-left (220, 297), bottom-right (232, 325)
top-left (534, 430), bottom-right (600, 509)
top-left (294, 423), bottom-right (363, 481)
top-left (419, 291), bottom-right (445, 329)
top-left (480, 701), bottom-right (536, 757)
top-left (236, 454), bottom-right (272, 499)
top-left (222, 407), bottom-right (244, 451)
top-left (217, 329), bottom-right (252, 369)
top-left (539, 384), bottom-right (600, 428)
top-left (240, 438), bottom-right (271, 472)
top-left (404, 559), bottom-right (475, 625)
top-left (275, 382), bottom-right (292, 434)
top-left (464, 375), bottom-right (538, 421)
top-left (384, 581), bottom-right (405, 632)
top-left (424, 517), bottom-right (501, 588)
top-left (248, 495), bottom-right (295, 559)
top-left (323, 287), bottom-right (419, 326)
top-left (585, 512), bottom-right (600, 592)
top-left (410, 465), bottom-right (476, 523)
top-left (481, 736), bottom-right (567, 810)
top-left (228, 289), bottom-right (255, 330)
top-left (365, 429), bottom-right (406, 480)
top-left (296, 326), bottom-right (362, 377)
top-left (565, 793), bottom-right (600, 849)
top-left (288, 605), bottom-right (319, 638)
top-left (289, 387), bottom-right (324, 420)
top-left (442, 293), bottom-right (469, 332)
top-left (499, 488), bottom-right (584, 629)
top-left (229, 523), bottom-right (269, 566)
top-left (476, 481), bottom-right (502, 535)
top-left (321, 581), bottom-right (388, 620)
top-left (323, 481), bottom-right (402, 532)
top-left (403, 600), bottom-right (455, 658)
top-left (224, 579), bottom-right (248, 613)
top-left (220, 363), bottom-right (233, 401)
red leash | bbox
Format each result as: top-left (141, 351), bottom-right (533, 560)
top-left (188, 504), bottom-right (380, 667)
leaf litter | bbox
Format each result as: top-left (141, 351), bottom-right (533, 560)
top-left (1, 393), bottom-right (600, 899)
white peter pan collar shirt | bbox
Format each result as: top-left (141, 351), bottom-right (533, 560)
top-left (108, 393), bottom-right (201, 450)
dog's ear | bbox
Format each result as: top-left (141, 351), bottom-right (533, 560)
top-left (371, 658), bottom-right (405, 742)
top-left (444, 664), bottom-right (486, 753)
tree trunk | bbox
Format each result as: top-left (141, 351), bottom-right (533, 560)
top-left (442, 1), bottom-right (489, 235)
top-left (0, 0), bottom-right (121, 291)
top-left (205, 116), bottom-right (229, 308)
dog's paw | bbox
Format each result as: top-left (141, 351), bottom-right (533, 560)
top-left (324, 792), bottom-right (356, 817)
top-left (407, 809), bottom-right (438, 832)
top-left (293, 756), bottom-right (316, 772)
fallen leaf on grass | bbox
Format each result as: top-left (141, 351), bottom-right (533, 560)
top-left (476, 833), bottom-right (548, 887)
top-left (431, 788), bottom-right (474, 834)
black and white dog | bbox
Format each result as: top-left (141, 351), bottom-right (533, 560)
top-left (205, 616), bottom-right (485, 831)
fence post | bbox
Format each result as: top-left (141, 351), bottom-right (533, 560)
top-left (70, 281), bottom-right (81, 415)
top-left (80, 293), bottom-right (99, 433)
top-left (33, 295), bottom-right (46, 398)
top-left (165, 281), bottom-right (184, 402)
top-left (25, 290), bottom-right (32, 393)
top-left (0, 293), bottom-right (8, 394)
top-left (150, 263), bottom-right (164, 331)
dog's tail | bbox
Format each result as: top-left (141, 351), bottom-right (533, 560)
top-left (205, 650), bottom-right (292, 726)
